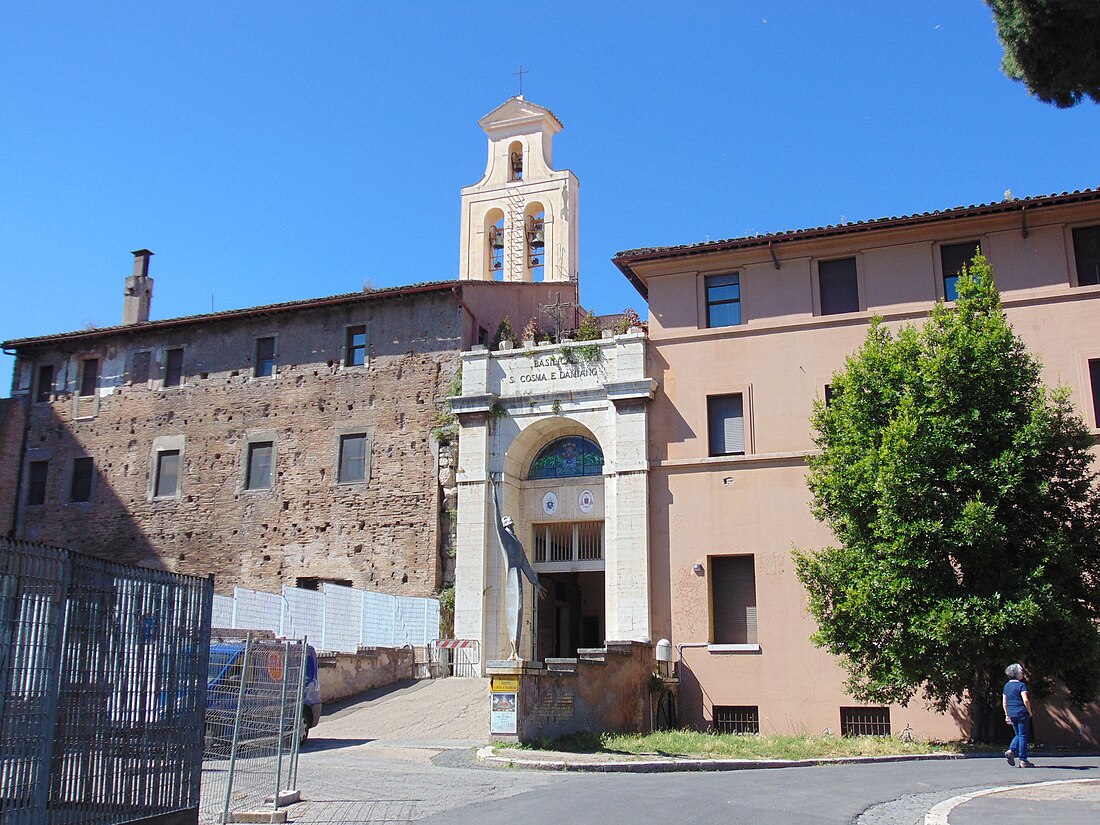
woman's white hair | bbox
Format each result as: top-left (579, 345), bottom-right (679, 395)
top-left (1005, 663), bottom-right (1024, 680)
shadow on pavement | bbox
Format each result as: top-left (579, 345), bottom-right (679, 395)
top-left (318, 679), bottom-right (421, 720)
top-left (302, 737), bottom-right (375, 753)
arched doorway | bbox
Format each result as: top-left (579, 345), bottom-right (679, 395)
top-left (501, 421), bottom-right (605, 661)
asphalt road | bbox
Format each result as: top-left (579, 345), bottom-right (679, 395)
top-left (289, 680), bottom-right (1100, 825)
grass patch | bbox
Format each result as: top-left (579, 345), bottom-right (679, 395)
top-left (519, 729), bottom-right (975, 760)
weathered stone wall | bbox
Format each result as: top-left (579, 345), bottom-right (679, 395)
top-left (0, 398), bottom-right (27, 536)
top-left (12, 291), bottom-right (464, 596)
top-left (317, 646), bottom-right (417, 703)
top-left (509, 640), bottom-right (653, 743)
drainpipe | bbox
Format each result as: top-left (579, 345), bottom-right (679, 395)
top-left (676, 641), bottom-right (709, 681)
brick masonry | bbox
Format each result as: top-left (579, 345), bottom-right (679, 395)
top-left (10, 290), bottom-right (464, 596)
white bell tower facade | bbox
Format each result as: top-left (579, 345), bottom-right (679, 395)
top-left (459, 97), bottom-right (579, 285)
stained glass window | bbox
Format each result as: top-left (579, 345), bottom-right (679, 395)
top-left (528, 436), bottom-right (604, 479)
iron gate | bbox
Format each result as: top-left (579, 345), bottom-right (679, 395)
top-left (0, 538), bottom-right (213, 825)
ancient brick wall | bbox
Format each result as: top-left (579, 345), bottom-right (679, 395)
top-left (13, 291), bottom-right (463, 597)
top-left (0, 398), bottom-right (27, 536)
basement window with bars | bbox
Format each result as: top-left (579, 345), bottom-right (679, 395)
top-left (840, 707), bottom-right (891, 737)
top-left (532, 521), bottom-right (603, 564)
top-left (713, 705), bottom-right (760, 734)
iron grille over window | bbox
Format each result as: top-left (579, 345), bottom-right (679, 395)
top-left (532, 522), bottom-right (603, 564)
top-left (713, 705), bottom-right (760, 734)
top-left (528, 436), bottom-right (604, 479)
top-left (840, 707), bottom-right (891, 736)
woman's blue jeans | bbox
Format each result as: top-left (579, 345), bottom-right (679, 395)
top-left (1009, 717), bottom-right (1029, 761)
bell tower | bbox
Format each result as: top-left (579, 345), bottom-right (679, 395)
top-left (459, 97), bottom-right (579, 284)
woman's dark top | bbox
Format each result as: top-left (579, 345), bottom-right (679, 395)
top-left (1004, 679), bottom-right (1028, 720)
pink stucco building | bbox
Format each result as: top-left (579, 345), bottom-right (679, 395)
top-left (615, 189), bottom-right (1100, 744)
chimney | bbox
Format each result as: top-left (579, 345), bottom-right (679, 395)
top-left (123, 249), bottom-right (154, 324)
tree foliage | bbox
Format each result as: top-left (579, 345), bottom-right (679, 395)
top-left (987, 0), bottom-right (1100, 107)
top-left (794, 254), bottom-right (1100, 740)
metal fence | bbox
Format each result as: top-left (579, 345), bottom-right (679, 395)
top-left (212, 584), bottom-right (440, 652)
top-left (200, 633), bottom-right (305, 824)
top-left (0, 537), bottom-right (212, 825)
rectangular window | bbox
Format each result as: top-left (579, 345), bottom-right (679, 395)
top-left (70, 457), bottom-right (93, 503)
top-left (1089, 359), bottom-right (1100, 428)
top-left (824, 384), bottom-right (835, 407)
top-left (705, 273), bottom-right (741, 328)
top-left (254, 337), bottom-right (275, 377)
top-left (346, 325), bottom-right (367, 367)
top-left (164, 348), bottom-right (184, 388)
top-left (708, 393), bottom-right (745, 456)
top-left (710, 555), bottom-right (757, 645)
top-left (1073, 225), bottom-right (1100, 286)
top-left (131, 351), bottom-right (152, 385)
top-left (940, 241), bottom-right (980, 302)
top-left (27, 460), bottom-right (48, 506)
top-left (245, 441), bottom-right (274, 490)
top-left (338, 433), bottom-right (368, 483)
top-left (840, 707), bottom-right (891, 737)
top-left (79, 359), bottom-right (99, 397)
top-left (154, 450), bottom-right (181, 498)
top-left (818, 257), bottom-right (859, 315)
top-left (36, 364), bottom-right (54, 403)
top-left (713, 706), bottom-right (760, 735)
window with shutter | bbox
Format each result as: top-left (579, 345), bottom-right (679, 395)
top-left (1075, 225), bottom-right (1100, 286)
top-left (1089, 359), bottom-right (1100, 428)
top-left (708, 394), bottom-right (745, 456)
top-left (710, 555), bottom-right (757, 645)
top-left (131, 351), bottom-right (151, 385)
top-left (940, 241), bottom-right (980, 301)
top-left (164, 348), bottom-right (184, 387)
top-left (79, 359), bottom-right (99, 397)
top-left (818, 257), bottom-right (859, 315)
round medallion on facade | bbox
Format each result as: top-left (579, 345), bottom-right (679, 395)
top-left (578, 489), bottom-right (595, 513)
top-left (542, 491), bottom-right (559, 515)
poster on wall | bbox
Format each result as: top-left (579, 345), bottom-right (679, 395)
top-left (490, 692), bottom-right (518, 734)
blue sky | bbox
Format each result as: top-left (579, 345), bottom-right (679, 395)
top-left (2, 2), bottom-right (1098, 393)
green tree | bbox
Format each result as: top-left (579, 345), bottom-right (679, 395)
top-left (794, 254), bottom-right (1100, 741)
top-left (987, 0), bottom-right (1100, 107)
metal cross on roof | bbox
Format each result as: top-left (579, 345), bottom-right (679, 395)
top-left (513, 65), bottom-right (528, 97)
top-left (539, 292), bottom-right (575, 344)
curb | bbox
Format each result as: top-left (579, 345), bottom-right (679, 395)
top-left (924, 778), bottom-right (1100, 825)
top-left (475, 746), bottom-right (967, 773)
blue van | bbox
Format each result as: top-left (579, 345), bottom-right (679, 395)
top-left (206, 641), bottom-right (322, 746)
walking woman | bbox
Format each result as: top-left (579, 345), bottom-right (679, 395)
top-left (1003, 663), bottom-right (1034, 767)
